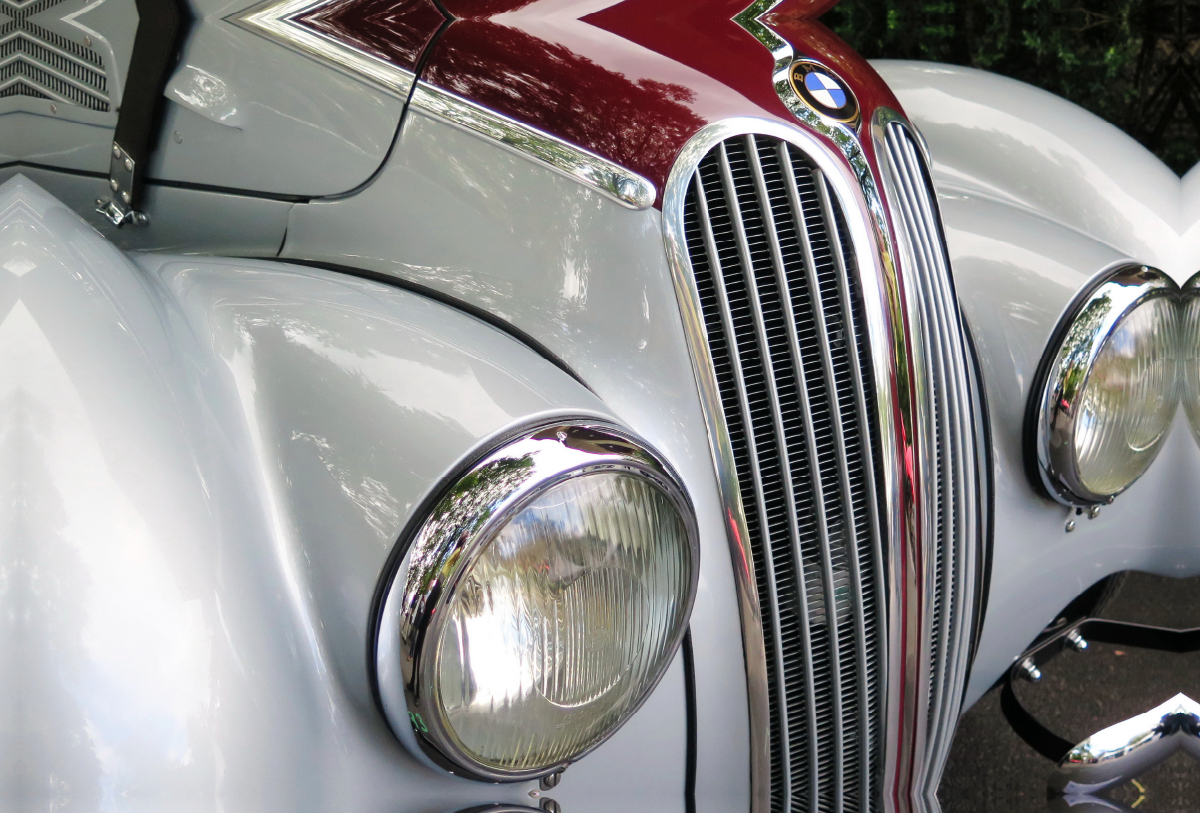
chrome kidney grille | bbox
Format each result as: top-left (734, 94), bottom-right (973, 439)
top-left (666, 121), bottom-right (983, 813)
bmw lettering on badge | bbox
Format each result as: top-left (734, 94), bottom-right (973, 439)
top-left (790, 60), bottom-right (861, 126)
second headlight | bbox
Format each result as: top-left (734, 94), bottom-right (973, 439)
top-left (1031, 265), bottom-right (1178, 506)
top-left (374, 421), bottom-right (699, 782)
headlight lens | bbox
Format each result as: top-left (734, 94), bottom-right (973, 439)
top-left (1032, 265), bottom-right (1179, 505)
top-left (1184, 273), bottom-right (1200, 442)
top-left (375, 423), bottom-right (698, 781)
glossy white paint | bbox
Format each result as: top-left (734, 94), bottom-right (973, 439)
top-left (283, 108), bottom-right (749, 813)
top-left (1, 174), bottom-right (691, 811)
top-left (876, 61), bottom-right (1200, 707)
top-left (145, 0), bottom-right (406, 196)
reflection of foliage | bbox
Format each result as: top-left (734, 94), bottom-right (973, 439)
top-left (424, 19), bottom-right (706, 183)
top-left (823, 0), bottom-right (1200, 173)
top-left (405, 453), bottom-right (538, 611)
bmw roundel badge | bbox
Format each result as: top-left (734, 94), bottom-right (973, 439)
top-left (790, 60), bottom-right (859, 126)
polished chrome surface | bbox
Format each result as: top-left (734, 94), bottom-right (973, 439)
top-left (231, 0), bottom-right (418, 96)
top-left (734, 0), bottom-right (863, 138)
top-left (662, 97), bottom-right (983, 812)
top-left (375, 421), bottom-right (699, 783)
top-left (1033, 264), bottom-right (1178, 506)
top-left (409, 82), bottom-right (657, 210)
top-left (1051, 694), bottom-right (1200, 794)
top-left (873, 114), bottom-right (983, 810)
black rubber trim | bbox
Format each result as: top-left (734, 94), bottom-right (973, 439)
top-left (682, 627), bottom-right (697, 813)
top-left (116, 0), bottom-right (189, 206)
top-left (271, 257), bottom-right (594, 394)
top-left (0, 163), bottom-right (312, 203)
top-left (961, 313), bottom-right (994, 682)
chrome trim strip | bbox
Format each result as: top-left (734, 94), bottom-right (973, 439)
top-left (1032, 264), bottom-right (1178, 506)
top-left (875, 115), bottom-right (980, 807)
top-left (661, 116), bottom-right (914, 813)
top-left (410, 82), bottom-right (657, 210)
top-left (374, 420), bottom-right (699, 783)
top-left (230, 0), bottom-right (418, 96)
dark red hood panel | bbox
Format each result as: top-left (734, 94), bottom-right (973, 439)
top-left (416, 0), bottom-right (904, 203)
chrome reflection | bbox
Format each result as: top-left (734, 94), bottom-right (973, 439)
top-left (1031, 265), bottom-right (1179, 507)
top-left (374, 421), bottom-right (699, 783)
top-left (1050, 694), bottom-right (1200, 795)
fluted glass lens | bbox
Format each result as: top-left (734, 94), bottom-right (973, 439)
top-left (1184, 289), bottom-right (1200, 443)
top-left (433, 471), bottom-right (692, 772)
top-left (1074, 296), bottom-right (1178, 495)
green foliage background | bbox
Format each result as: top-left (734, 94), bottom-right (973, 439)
top-left (822, 0), bottom-right (1200, 173)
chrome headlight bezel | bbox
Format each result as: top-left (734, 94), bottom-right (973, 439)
top-left (1030, 264), bottom-right (1178, 507)
top-left (372, 419), bottom-right (700, 783)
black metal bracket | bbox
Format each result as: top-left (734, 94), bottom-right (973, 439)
top-left (95, 0), bottom-right (188, 227)
top-left (1001, 618), bottom-right (1200, 762)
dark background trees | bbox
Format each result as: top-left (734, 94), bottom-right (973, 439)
top-left (822, 0), bottom-right (1200, 173)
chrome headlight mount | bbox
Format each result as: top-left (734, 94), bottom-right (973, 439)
top-left (373, 420), bottom-right (700, 782)
top-left (1030, 264), bottom-right (1179, 507)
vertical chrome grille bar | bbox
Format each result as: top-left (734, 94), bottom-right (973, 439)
top-left (693, 153), bottom-right (797, 808)
top-left (811, 173), bottom-right (888, 813)
top-left (739, 134), bottom-right (823, 812)
top-left (776, 148), bottom-right (848, 813)
top-left (879, 119), bottom-right (981, 805)
top-left (811, 166), bottom-right (882, 813)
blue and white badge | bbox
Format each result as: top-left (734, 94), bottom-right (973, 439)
top-left (790, 61), bottom-right (859, 125)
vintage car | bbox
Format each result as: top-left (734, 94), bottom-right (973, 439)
top-left (3, 0), bottom-right (1197, 810)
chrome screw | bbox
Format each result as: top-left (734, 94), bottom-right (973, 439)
top-left (49, 103), bottom-right (57, 114)
top-left (528, 791), bottom-right (540, 799)
top-left (1088, 505), bottom-right (1101, 519)
top-left (1017, 658), bottom-right (1042, 682)
top-left (1065, 629), bottom-right (1089, 652)
top-left (109, 178), bottom-right (119, 191)
top-left (541, 800), bottom-right (561, 813)
top-left (540, 771), bottom-right (563, 791)
top-left (124, 157), bottom-right (133, 172)
top-left (113, 144), bottom-right (121, 158)
top-left (121, 191), bottom-right (130, 204)
top-left (173, 131), bottom-right (183, 144)
top-left (1065, 520), bottom-right (1076, 533)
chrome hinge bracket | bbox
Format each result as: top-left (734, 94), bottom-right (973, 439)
top-left (95, 142), bottom-right (149, 227)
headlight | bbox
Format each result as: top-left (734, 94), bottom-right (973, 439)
top-left (1030, 265), bottom-right (1179, 506)
top-left (374, 422), bottom-right (699, 781)
top-left (1183, 272), bottom-right (1200, 442)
